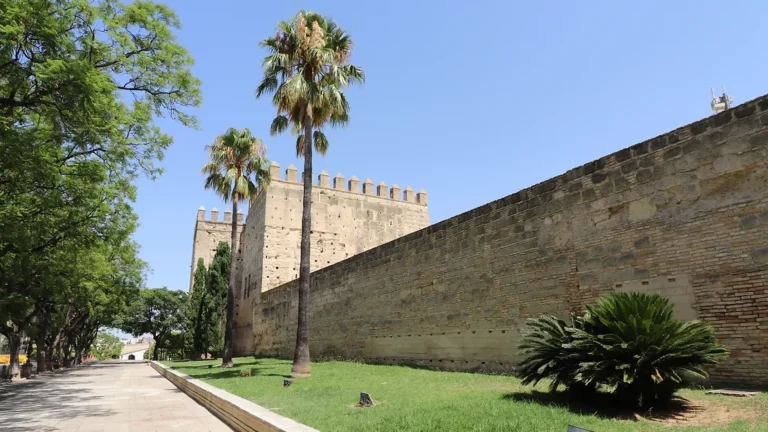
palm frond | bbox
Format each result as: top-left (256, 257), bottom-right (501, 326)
top-left (201, 127), bottom-right (271, 203)
top-left (255, 11), bottom-right (363, 161)
top-left (313, 130), bottom-right (328, 155)
top-left (270, 115), bottom-right (289, 136)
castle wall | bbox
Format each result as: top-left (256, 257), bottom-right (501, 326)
top-left (233, 165), bottom-right (430, 354)
top-left (248, 94), bottom-right (768, 385)
top-left (189, 207), bottom-right (243, 291)
top-left (233, 191), bottom-right (267, 351)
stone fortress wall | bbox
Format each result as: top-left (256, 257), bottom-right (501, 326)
top-left (229, 164), bottom-right (431, 353)
top-left (241, 94), bottom-right (768, 385)
top-left (189, 206), bottom-right (244, 291)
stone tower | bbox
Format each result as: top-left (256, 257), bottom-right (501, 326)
top-left (191, 162), bottom-right (431, 353)
top-left (188, 205), bottom-right (244, 291)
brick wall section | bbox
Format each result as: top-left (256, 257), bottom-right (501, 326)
top-left (248, 94), bottom-right (768, 385)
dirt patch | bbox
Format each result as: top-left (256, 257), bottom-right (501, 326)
top-left (643, 397), bottom-right (762, 427)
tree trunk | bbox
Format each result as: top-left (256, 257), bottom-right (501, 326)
top-left (152, 339), bottom-right (160, 361)
top-left (8, 333), bottom-right (22, 377)
top-left (45, 348), bottom-right (53, 370)
top-left (63, 343), bottom-right (72, 368)
top-left (292, 116), bottom-right (313, 378)
top-left (74, 346), bottom-right (83, 365)
top-left (56, 345), bottom-right (63, 368)
top-left (36, 306), bottom-right (51, 373)
top-left (36, 334), bottom-right (46, 373)
top-left (222, 198), bottom-right (238, 368)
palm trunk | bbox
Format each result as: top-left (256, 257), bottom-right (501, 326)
top-left (292, 117), bottom-right (313, 378)
top-left (222, 199), bottom-right (238, 368)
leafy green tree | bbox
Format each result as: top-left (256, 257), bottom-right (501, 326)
top-left (0, 0), bottom-right (199, 373)
top-left (119, 288), bottom-right (187, 361)
top-left (518, 292), bottom-right (729, 408)
top-left (91, 332), bottom-right (123, 360)
top-left (255, 10), bottom-right (364, 378)
top-left (202, 128), bottom-right (270, 368)
top-left (143, 343), bottom-right (155, 360)
top-left (187, 259), bottom-right (208, 358)
top-left (204, 242), bottom-right (231, 358)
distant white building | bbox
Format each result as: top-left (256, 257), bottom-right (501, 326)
top-left (120, 336), bottom-right (153, 346)
top-left (120, 342), bottom-right (151, 360)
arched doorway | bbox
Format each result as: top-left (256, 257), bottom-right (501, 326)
top-left (128, 354), bottom-right (135, 360)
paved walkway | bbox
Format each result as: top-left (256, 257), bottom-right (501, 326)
top-left (0, 361), bottom-right (231, 431)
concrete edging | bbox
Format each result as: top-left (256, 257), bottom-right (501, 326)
top-left (150, 361), bottom-right (319, 432)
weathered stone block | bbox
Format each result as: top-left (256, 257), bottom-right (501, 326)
top-left (752, 247), bottom-right (768, 264)
top-left (628, 198), bottom-right (657, 222)
top-left (573, 190), bottom-right (593, 205)
top-left (649, 136), bottom-right (668, 151)
top-left (591, 172), bottom-right (608, 184)
top-left (735, 103), bottom-right (757, 119)
top-left (620, 160), bottom-right (638, 174)
top-left (615, 148), bottom-right (632, 163)
top-left (636, 169), bottom-right (653, 184)
top-left (631, 141), bottom-right (650, 156)
top-left (663, 147), bottom-right (682, 161)
top-left (614, 177), bottom-right (630, 192)
top-left (633, 236), bottom-right (650, 249)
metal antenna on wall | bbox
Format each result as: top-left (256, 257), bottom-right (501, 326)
top-left (711, 87), bottom-right (733, 113)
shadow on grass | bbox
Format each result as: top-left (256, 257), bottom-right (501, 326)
top-left (182, 369), bottom-right (243, 380)
top-left (504, 390), bottom-right (700, 422)
top-left (177, 361), bottom-right (293, 381)
top-left (171, 358), bottom-right (294, 370)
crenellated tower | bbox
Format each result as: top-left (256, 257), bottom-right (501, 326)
top-left (192, 161), bottom-right (431, 353)
top-left (189, 205), bottom-right (244, 291)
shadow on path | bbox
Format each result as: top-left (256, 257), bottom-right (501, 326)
top-left (0, 363), bottom-right (117, 431)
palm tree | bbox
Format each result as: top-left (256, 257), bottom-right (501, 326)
top-left (202, 127), bottom-right (270, 368)
top-left (255, 11), bottom-right (364, 377)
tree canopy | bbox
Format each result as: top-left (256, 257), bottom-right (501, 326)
top-left (186, 251), bottom-right (229, 360)
top-left (91, 332), bottom-right (123, 360)
top-left (119, 287), bottom-right (187, 361)
top-left (0, 0), bottom-right (201, 373)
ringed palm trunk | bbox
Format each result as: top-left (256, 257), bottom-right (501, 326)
top-left (292, 116), bottom-right (313, 378)
top-left (221, 198), bottom-right (238, 367)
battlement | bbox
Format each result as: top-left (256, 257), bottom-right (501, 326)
top-left (196, 205), bottom-right (244, 224)
top-left (268, 162), bottom-right (427, 205)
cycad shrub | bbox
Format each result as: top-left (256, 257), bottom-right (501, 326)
top-left (518, 314), bottom-right (592, 393)
top-left (518, 292), bottom-right (729, 408)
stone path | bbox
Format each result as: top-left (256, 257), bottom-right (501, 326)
top-left (0, 360), bottom-right (231, 431)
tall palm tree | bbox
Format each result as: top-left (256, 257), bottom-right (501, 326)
top-left (202, 127), bottom-right (270, 368)
top-left (255, 11), bottom-right (364, 377)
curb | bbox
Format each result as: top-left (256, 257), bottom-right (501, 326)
top-left (150, 361), bottom-right (320, 432)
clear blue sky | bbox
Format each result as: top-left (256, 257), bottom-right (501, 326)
top-left (135, 0), bottom-right (768, 291)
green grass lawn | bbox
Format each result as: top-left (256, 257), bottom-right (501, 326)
top-left (164, 357), bottom-right (768, 432)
